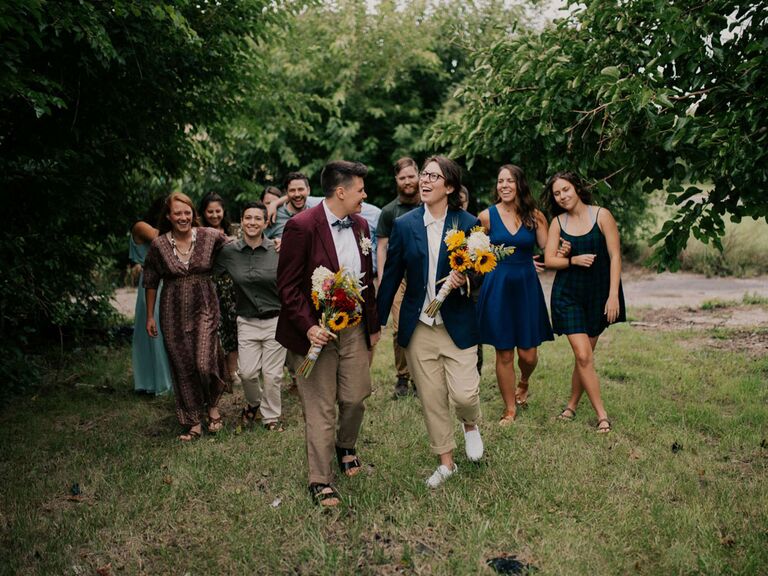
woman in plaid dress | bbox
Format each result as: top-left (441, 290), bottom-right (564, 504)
top-left (543, 171), bottom-right (625, 433)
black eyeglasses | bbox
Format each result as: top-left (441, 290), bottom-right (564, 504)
top-left (419, 171), bottom-right (445, 183)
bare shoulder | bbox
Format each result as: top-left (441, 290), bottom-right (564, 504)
top-left (533, 209), bottom-right (548, 226)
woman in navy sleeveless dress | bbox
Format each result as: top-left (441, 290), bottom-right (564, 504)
top-left (477, 165), bottom-right (554, 425)
top-left (544, 171), bottom-right (625, 433)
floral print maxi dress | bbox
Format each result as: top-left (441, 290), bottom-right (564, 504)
top-left (143, 227), bottom-right (230, 426)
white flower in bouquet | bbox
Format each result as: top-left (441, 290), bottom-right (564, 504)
top-left (466, 229), bottom-right (491, 258)
top-left (311, 266), bottom-right (334, 295)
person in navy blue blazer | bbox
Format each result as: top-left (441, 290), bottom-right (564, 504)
top-left (377, 156), bottom-right (484, 488)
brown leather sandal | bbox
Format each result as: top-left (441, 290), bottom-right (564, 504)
top-left (498, 410), bottom-right (517, 427)
top-left (557, 407), bottom-right (577, 421)
top-left (515, 380), bottom-right (530, 408)
top-left (596, 418), bottom-right (612, 433)
top-left (179, 427), bottom-right (202, 442)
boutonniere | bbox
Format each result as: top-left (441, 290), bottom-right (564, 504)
top-left (358, 232), bottom-right (372, 256)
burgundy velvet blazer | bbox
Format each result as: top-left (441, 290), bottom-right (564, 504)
top-left (276, 203), bottom-right (379, 355)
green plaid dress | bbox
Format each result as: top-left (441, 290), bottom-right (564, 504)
top-left (551, 208), bottom-right (626, 337)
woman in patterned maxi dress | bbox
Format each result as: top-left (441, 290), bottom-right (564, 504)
top-left (143, 192), bottom-right (229, 441)
top-left (544, 171), bottom-right (626, 434)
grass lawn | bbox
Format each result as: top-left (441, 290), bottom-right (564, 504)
top-left (1, 318), bottom-right (766, 575)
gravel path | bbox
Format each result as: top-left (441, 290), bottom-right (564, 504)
top-left (113, 267), bottom-right (768, 321)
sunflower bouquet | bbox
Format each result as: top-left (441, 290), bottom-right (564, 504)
top-left (297, 266), bottom-right (366, 377)
top-left (424, 225), bottom-right (515, 318)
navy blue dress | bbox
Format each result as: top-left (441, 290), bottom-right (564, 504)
top-left (477, 205), bottom-right (554, 350)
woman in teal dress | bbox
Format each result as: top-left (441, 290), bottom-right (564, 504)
top-left (130, 199), bottom-right (173, 395)
top-left (544, 171), bottom-right (625, 433)
top-left (477, 165), bottom-right (553, 425)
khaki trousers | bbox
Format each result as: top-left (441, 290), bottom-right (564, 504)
top-left (237, 316), bottom-right (286, 424)
top-left (391, 279), bottom-right (410, 379)
top-left (297, 324), bottom-right (371, 485)
top-left (405, 322), bottom-right (481, 454)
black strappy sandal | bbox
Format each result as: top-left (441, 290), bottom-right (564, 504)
top-left (557, 407), bottom-right (577, 421)
top-left (240, 403), bottom-right (260, 424)
top-left (336, 446), bottom-right (363, 477)
top-left (309, 483), bottom-right (341, 507)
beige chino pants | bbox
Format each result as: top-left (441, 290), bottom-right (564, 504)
top-left (237, 316), bottom-right (286, 424)
top-left (297, 324), bottom-right (371, 485)
top-left (405, 322), bottom-right (481, 454)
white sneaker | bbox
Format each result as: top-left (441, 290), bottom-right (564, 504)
top-left (426, 464), bottom-right (458, 488)
top-left (464, 426), bottom-right (484, 461)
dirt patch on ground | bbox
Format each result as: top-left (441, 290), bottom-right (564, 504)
top-left (632, 306), bottom-right (768, 357)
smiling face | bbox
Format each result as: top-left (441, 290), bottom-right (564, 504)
top-left (419, 161), bottom-right (453, 208)
top-left (204, 201), bottom-right (224, 229)
top-left (338, 176), bottom-right (367, 215)
top-left (167, 200), bottom-right (193, 234)
top-left (286, 179), bottom-right (309, 212)
top-left (551, 177), bottom-right (582, 212)
top-left (241, 207), bottom-right (266, 240)
top-left (496, 168), bottom-right (518, 205)
top-left (395, 165), bottom-right (419, 198)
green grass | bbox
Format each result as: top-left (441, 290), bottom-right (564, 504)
top-left (1, 324), bottom-right (767, 575)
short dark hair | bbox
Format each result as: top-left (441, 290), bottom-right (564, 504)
top-left (423, 155), bottom-right (463, 209)
top-left (321, 160), bottom-right (368, 198)
top-left (241, 201), bottom-right (267, 221)
top-left (282, 172), bottom-right (309, 192)
top-left (394, 156), bottom-right (418, 175)
top-left (261, 185), bottom-right (282, 200)
top-left (544, 170), bottom-right (593, 218)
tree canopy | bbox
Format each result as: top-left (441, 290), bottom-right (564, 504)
top-left (430, 0), bottom-right (768, 264)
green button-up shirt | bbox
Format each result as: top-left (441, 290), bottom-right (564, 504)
top-left (214, 238), bottom-right (281, 319)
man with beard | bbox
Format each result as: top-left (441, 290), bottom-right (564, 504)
top-left (376, 157), bottom-right (421, 398)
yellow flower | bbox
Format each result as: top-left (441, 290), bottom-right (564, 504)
top-left (347, 314), bottom-right (362, 328)
top-left (449, 249), bottom-right (472, 272)
top-left (311, 291), bottom-right (320, 310)
top-left (444, 229), bottom-right (466, 251)
top-left (474, 250), bottom-right (497, 274)
top-left (328, 311), bottom-right (350, 332)
top-left (470, 225), bottom-right (486, 235)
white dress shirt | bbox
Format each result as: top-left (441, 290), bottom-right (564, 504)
top-left (419, 207), bottom-right (446, 326)
top-left (322, 200), bottom-right (362, 279)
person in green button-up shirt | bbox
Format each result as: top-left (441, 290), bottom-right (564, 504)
top-left (214, 201), bottom-right (286, 431)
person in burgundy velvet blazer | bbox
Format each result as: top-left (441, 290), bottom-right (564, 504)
top-left (276, 160), bottom-right (380, 507)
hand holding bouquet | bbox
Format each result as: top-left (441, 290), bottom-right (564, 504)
top-left (424, 224), bottom-right (515, 318)
top-left (297, 266), bottom-right (366, 377)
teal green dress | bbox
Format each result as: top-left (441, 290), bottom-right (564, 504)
top-left (130, 236), bottom-right (173, 395)
top-left (550, 207), bottom-right (626, 337)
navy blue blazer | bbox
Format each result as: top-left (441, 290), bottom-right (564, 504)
top-left (377, 206), bottom-right (480, 350)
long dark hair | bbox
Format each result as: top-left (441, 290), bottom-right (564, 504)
top-left (138, 195), bottom-right (167, 230)
top-left (198, 192), bottom-right (232, 234)
top-left (495, 164), bottom-right (538, 229)
top-left (423, 155), bottom-right (463, 210)
top-left (158, 192), bottom-right (201, 235)
top-left (543, 171), bottom-right (593, 218)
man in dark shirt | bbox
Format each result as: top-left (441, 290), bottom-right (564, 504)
top-left (376, 157), bottom-right (421, 398)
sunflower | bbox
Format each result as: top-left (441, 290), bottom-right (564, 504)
top-left (474, 250), bottom-right (497, 274)
top-left (444, 229), bottom-right (466, 251)
top-left (327, 311), bottom-right (350, 332)
top-left (311, 291), bottom-right (320, 310)
top-left (347, 314), bottom-right (362, 328)
top-left (449, 249), bottom-right (472, 272)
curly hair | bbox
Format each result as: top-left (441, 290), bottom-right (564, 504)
top-left (543, 171), bottom-right (593, 218)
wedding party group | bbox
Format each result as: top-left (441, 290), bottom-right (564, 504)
top-left (129, 155), bottom-right (626, 507)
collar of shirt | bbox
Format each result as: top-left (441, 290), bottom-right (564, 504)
top-left (322, 199), bottom-right (351, 228)
top-left (423, 207), bottom-right (447, 229)
top-left (235, 237), bottom-right (273, 252)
